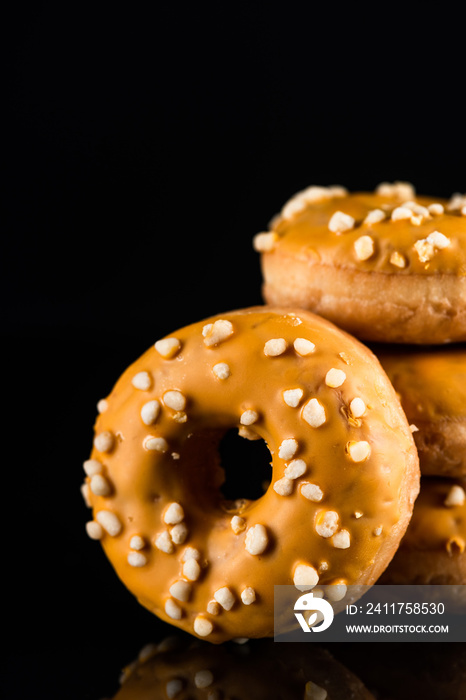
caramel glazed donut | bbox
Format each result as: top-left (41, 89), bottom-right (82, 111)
top-left (380, 476), bottom-right (466, 589)
top-left (253, 183), bottom-right (466, 344)
top-left (376, 345), bottom-right (466, 478)
top-left (82, 307), bottom-right (419, 643)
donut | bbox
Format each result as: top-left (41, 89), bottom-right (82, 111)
top-left (380, 476), bottom-right (466, 587)
top-left (113, 636), bottom-right (376, 699)
top-left (253, 183), bottom-right (466, 344)
top-left (82, 306), bottom-right (419, 643)
top-left (376, 345), bottom-right (466, 477)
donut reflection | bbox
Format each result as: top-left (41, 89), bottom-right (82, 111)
top-left (332, 642), bottom-right (466, 700)
top-left (110, 636), bottom-right (375, 699)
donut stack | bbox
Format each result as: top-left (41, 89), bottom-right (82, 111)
top-left (254, 181), bottom-right (466, 587)
top-left (81, 180), bottom-right (464, 645)
top-left (376, 347), bottom-right (466, 586)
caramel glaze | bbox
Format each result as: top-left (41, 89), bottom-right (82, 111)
top-left (398, 477), bottom-right (466, 553)
top-left (271, 192), bottom-right (466, 276)
top-left (377, 345), bottom-right (466, 422)
top-left (84, 307), bottom-right (419, 642)
top-left (376, 345), bottom-right (466, 476)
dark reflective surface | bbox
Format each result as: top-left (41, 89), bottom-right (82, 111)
top-left (9, 634), bottom-right (462, 700)
top-left (9, 631), bottom-right (466, 699)
top-left (5, 3), bottom-right (465, 700)
top-left (107, 638), bottom-right (466, 700)
top-left (109, 635), bottom-right (375, 700)
top-left (332, 642), bottom-right (466, 700)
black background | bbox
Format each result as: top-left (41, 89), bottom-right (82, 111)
top-left (4, 3), bottom-right (465, 698)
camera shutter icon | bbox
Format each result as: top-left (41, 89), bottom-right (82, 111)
top-left (294, 592), bottom-right (334, 632)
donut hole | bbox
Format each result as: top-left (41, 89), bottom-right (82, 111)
top-left (172, 428), bottom-right (273, 512)
top-left (218, 428), bottom-right (272, 502)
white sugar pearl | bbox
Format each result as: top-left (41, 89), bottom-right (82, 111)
top-left (354, 235), bottom-right (375, 261)
top-left (144, 436), bottom-right (169, 452)
top-left (93, 431), bottom-right (115, 453)
top-left (240, 409), bottom-right (259, 426)
top-left (300, 482), bottom-right (324, 502)
top-left (155, 531), bottom-right (174, 554)
top-left (245, 524), bottom-right (268, 555)
top-left (302, 398), bottom-right (326, 427)
top-left (130, 535), bottom-right (145, 550)
top-left (315, 511), bottom-right (339, 538)
top-left (427, 230), bottom-right (450, 249)
top-left (332, 529), bottom-right (351, 549)
top-left (328, 211), bottom-right (355, 233)
top-left (347, 440), bottom-right (371, 462)
top-left (264, 338), bottom-right (288, 356)
top-left (273, 477), bottom-right (293, 496)
top-left (132, 371), bottom-right (152, 390)
top-left (85, 521), bottom-right (103, 540)
top-left (183, 558), bottom-right (201, 581)
top-left (283, 388), bottom-right (304, 407)
top-left (96, 510), bottom-right (122, 537)
top-left (89, 474), bottom-right (112, 497)
top-left (325, 368), bottom-right (346, 388)
top-left (350, 397), bottom-right (366, 418)
top-left (163, 503), bottom-right (184, 525)
top-left (169, 580), bottom-right (192, 602)
top-left (214, 587), bottom-right (235, 611)
top-left (127, 551), bottom-right (148, 567)
top-left (284, 459), bottom-right (307, 479)
top-left (231, 515), bottom-right (246, 534)
top-left (213, 362), bottom-right (231, 379)
top-left (293, 564), bottom-right (319, 591)
top-left (445, 485), bottom-right (466, 507)
top-left (163, 390), bottom-right (186, 411)
top-left (83, 459), bottom-right (103, 476)
top-left (241, 587), bottom-right (256, 605)
top-left (165, 598), bottom-right (182, 620)
top-left (253, 231), bottom-right (278, 252)
top-left (155, 337), bottom-right (181, 358)
top-left (364, 208), bottom-right (385, 224)
top-left (202, 319), bottom-right (234, 347)
top-left (141, 400), bottom-right (161, 425)
top-left (294, 338), bottom-right (315, 355)
top-left (170, 522), bottom-right (188, 545)
top-left (193, 615), bottom-right (213, 637)
top-left (278, 438), bottom-right (298, 460)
